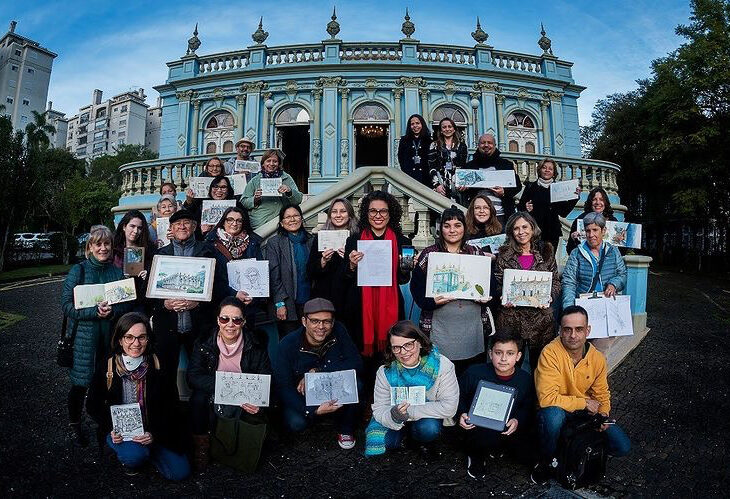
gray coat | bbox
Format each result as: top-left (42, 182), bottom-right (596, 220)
top-left (265, 231), bottom-right (313, 321)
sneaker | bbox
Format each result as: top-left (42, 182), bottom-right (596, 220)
top-left (466, 455), bottom-right (487, 480)
top-left (530, 462), bottom-right (551, 485)
top-left (337, 434), bottom-right (356, 450)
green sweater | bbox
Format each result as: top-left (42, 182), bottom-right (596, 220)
top-left (241, 172), bottom-right (303, 230)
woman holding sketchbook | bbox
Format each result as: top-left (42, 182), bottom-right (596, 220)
top-left (494, 212), bottom-right (561, 371)
top-left (86, 312), bottom-right (190, 480)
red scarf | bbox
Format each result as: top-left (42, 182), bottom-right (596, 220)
top-left (360, 227), bottom-right (400, 356)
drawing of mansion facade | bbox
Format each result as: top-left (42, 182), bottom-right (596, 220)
top-left (508, 275), bottom-right (551, 301)
top-left (157, 271), bottom-right (205, 290)
top-left (432, 264), bottom-right (464, 294)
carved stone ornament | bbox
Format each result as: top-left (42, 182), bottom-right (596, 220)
top-left (340, 88), bottom-right (350, 98)
top-left (176, 90), bottom-right (194, 101)
top-left (326, 7), bottom-right (340, 39)
top-left (540, 99), bottom-right (550, 109)
top-left (471, 17), bottom-right (489, 45)
top-left (392, 88), bottom-right (403, 99)
top-left (443, 80), bottom-right (457, 95)
top-left (538, 23), bottom-right (553, 56)
top-left (192, 99), bottom-right (201, 110)
top-left (364, 78), bottom-right (378, 90)
top-left (252, 17), bottom-right (269, 45)
top-left (311, 88), bottom-right (323, 99)
top-left (236, 94), bottom-right (247, 105)
top-left (397, 76), bottom-right (425, 87)
top-left (419, 88), bottom-right (430, 98)
top-left (186, 23), bottom-right (201, 56)
top-left (401, 8), bottom-right (415, 39)
top-left (243, 81), bottom-right (267, 93)
top-left (317, 76), bottom-right (344, 87)
top-left (495, 94), bottom-right (505, 105)
top-left (284, 80), bottom-right (298, 95)
top-left (515, 87), bottom-right (531, 100)
top-left (543, 90), bottom-right (563, 101)
top-left (473, 81), bottom-right (500, 93)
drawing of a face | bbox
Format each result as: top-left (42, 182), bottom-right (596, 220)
top-left (244, 267), bottom-right (260, 287)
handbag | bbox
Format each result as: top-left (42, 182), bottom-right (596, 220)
top-left (210, 409), bottom-right (267, 473)
top-left (56, 264), bottom-right (85, 368)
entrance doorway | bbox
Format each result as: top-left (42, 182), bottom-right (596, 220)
top-left (355, 124), bottom-right (389, 167)
top-left (276, 125), bottom-right (310, 193)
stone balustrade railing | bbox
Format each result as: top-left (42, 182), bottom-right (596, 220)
top-left (416, 44), bottom-right (475, 65)
top-left (198, 51), bottom-right (251, 73)
top-left (265, 44), bottom-right (326, 65)
top-left (490, 50), bottom-right (543, 74)
top-left (340, 43), bottom-right (402, 61)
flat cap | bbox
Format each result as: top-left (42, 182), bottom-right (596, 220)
top-left (169, 208), bottom-right (196, 224)
top-left (303, 297), bottom-right (336, 315)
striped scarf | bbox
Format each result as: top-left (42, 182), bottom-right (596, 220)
top-left (364, 347), bottom-right (441, 456)
top-left (115, 355), bottom-right (149, 422)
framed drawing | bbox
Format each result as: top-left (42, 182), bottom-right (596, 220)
top-left (425, 252), bottom-right (491, 299)
top-left (145, 255), bottom-right (216, 302)
top-left (501, 269), bottom-right (553, 307)
top-left (466, 381), bottom-right (516, 431)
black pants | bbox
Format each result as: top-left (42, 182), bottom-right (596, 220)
top-left (68, 385), bottom-right (87, 423)
top-left (156, 330), bottom-right (197, 384)
top-left (276, 304), bottom-right (304, 339)
top-left (452, 352), bottom-right (488, 378)
top-left (463, 426), bottom-right (531, 463)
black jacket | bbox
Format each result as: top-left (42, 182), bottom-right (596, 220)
top-left (517, 181), bottom-right (580, 248)
top-left (427, 141), bottom-right (469, 199)
top-left (463, 150), bottom-right (522, 214)
top-left (397, 134), bottom-right (432, 187)
top-left (306, 233), bottom-right (345, 304)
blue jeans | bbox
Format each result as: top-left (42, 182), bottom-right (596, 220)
top-left (537, 407), bottom-right (631, 459)
top-left (384, 418), bottom-right (442, 449)
top-left (106, 434), bottom-right (190, 481)
top-left (282, 403), bottom-right (360, 435)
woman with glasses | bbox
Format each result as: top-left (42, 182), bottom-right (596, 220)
top-left (365, 321), bottom-right (458, 457)
top-left (86, 312), bottom-right (190, 480)
top-left (61, 225), bottom-right (134, 447)
top-left (266, 205), bottom-right (313, 337)
top-left (181, 157), bottom-right (226, 228)
top-left (241, 149), bottom-right (304, 230)
top-left (193, 175), bottom-right (244, 239)
top-left (306, 198), bottom-right (359, 304)
top-left (187, 297), bottom-right (271, 471)
top-left (428, 117), bottom-right (468, 200)
top-left (465, 192), bottom-right (504, 253)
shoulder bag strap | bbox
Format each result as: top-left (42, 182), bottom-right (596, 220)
top-left (588, 247), bottom-right (607, 293)
top-left (106, 357), bottom-right (114, 390)
top-left (214, 240), bottom-right (234, 261)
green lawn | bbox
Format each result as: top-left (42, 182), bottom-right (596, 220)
top-left (0, 264), bottom-right (72, 283)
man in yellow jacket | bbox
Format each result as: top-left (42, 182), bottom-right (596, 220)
top-left (531, 305), bottom-right (631, 484)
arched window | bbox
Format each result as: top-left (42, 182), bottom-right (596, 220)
top-left (431, 104), bottom-right (467, 126)
top-left (203, 110), bottom-right (234, 155)
top-left (275, 105), bottom-right (311, 126)
top-left (506, 111), bottom-right (538, 154)
top-left (353, 103), bottom-right (390, 122)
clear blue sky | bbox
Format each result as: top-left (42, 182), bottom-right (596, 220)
top-left (1, 0), bottom-right (691, 126)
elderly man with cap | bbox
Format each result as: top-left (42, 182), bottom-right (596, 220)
top-left (150, 209), bottom-right (228, 383)
top-left (224, 137), bottom-right (256, 176)
top-left (274, 297), bottom-right (364, 449)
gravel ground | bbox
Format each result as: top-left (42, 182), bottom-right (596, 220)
top-left (0, 269), bottom-right (728, 498)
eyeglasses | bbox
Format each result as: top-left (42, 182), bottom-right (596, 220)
top-left (218, 315), bottom-right (244, 326)
top-left (172, 220), bottom-right (193, 228)
top-left (306, 317), bottom-right (333, 327)
top-left (122, 334), bottom-right (149, 344)
top-left (474, 206), bottom-right (490, 212)
top-left (211, 185), bottom-right (228, 190)
top-left (368, 208), bottom-right (389, 218)
top-left (224, 217), bottom-right (243, 224)
top-left (283, 215), bottom-right (302, 221)
top-left (391, 339), bottom-right (418, 354)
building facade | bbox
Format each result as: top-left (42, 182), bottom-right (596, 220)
top-left (43, 101), bottom-right (69, 149)
top-left (145, 96), bottom-right (163, 153)
top-left (0, 21), bottom-right (56, 131)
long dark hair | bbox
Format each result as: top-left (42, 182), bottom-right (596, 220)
top-left (383, 320), bottom-right (433, 366)
top-left (277, 204), bottom-right (306, 235)
top-left (436, 205), bottom-right (468, 252)
top-left (213, 206), bottom-right (253, 235)
top-left (583, 187), bottom-right (614, 218)
top-left (404, 114), bottom-right (430, 141)
top-left (434, 117), bottom-right (462, 149)
top-left (113, 210), bottom-right (152, 260)
top-left (466, 191), bottom-right (502, 236)
top-left (207, 175), bottom-right (235, 199)
top-left (357, 190), bottom-right (403, 237)
top-left (111, 312), bottom-right (155, 357)
top-left (504, 211), bottom-right (542, 254)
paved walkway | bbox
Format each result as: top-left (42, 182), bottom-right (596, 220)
top-left (0, 270), bottom-right (728, 497)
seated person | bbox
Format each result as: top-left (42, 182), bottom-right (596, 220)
top-left (274, 298), bottom-right (363, 450)
top-left (561, 212), bottom-right (627, 311)
top-left (532, 305), bottom-right (631, 484)
top-left (187, 297), bottom-right (271, 471)
top-left (458, 329), bottom-right (535, 480)
top-left (365, 321), bottom-right (458, 458)
top-left (86, 312), bottom-right (190, 481)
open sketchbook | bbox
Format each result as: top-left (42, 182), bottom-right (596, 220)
top-left (575, 295), bottom-right (633, 338)
top-left (73, 278), bottom-right (137, 309)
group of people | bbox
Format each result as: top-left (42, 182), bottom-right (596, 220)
top-left (60, 135), bottom-right (630, 484)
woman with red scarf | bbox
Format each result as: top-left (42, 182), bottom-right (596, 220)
top-left (338, 191), bottom-right (413, 382)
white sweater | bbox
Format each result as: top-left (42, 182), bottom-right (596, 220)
top-left (371, 354), bottom-right (459, 431)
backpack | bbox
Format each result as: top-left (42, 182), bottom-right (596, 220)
top-left (555, 412), bottom-right (608, 490)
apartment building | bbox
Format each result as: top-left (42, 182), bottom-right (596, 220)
top-left (43, 101), bottom-right (69, 149)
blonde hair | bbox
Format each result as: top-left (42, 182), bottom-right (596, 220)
top-left (85, 225), bottom-right (113, 258)
top-left (537, 157), bottom-right (559, 179)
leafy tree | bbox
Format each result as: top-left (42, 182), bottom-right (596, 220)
top-left (0, 110), bottom-right (29, 271)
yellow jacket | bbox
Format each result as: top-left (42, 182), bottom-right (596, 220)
top-left (535, 337), bottom-right (611, 415)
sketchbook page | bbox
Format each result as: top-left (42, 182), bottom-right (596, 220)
top-left (110, 403), bottom-right (144, 441)
top-left (549, 179), bottom-right (580, 203)
top-left (123, 246), bottom-right (145, 277)
top-left (226, 259), bottom-right (270, 297)
top-left (357, 240), bottom-right (392, 287)
top-left (606, 295), bottom-right (633, 336)
top-left (389, 386), bottom-right (426, 406)
top-left (317, 230), bottom-right (350, 251)
top-left (466, 234), bottom-right (507, 254)
top-left (234, 160), bottom-right (260, 173)
top-left (472, 386), bottom-right (513, 421)
top-left (188, 177), bottom-right (214, 198)
top-left (575, 296), bottom-right (609, 339)
top-left (260, 178), bottom-right (282, 196)
top-left (156, 217), bottom-right (170, 246)
top-left (605, 221), bottom-right (642, 249)
top-left (501, 269), bottom-right (553, 307)
top-left (454, 169), bottom-right (516, 189)
top-left (305, 369), bottom-right (359, 406)
top-left (229, 174), bottom-right (248, 196)
top-left (201, 200), bottom-right (237, 226)
top-left (214, 372), bottom-right (271, 407)
top-left (425, 252), bottom-right (491, 299)
top-left (104, 278), bottom-right (137, 305)
top-left (73, 284), bottom-right (106, 309)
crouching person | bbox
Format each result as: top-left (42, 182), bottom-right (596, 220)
top-left (365, 321), bottom-right (458, 458)
top-left (458, 329), bottom-right (535, 480)
top-left (187, 297), bottom-right (272, 472)
top-left (532, 305), bottom-right (631, 484)
top-left (274, 298), bottom-right (363, 449)
top-left (87, 312), bottom-right (190, 481)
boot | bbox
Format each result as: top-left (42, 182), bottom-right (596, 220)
top-left (69, 422), bottom-right (89, 448)
top-left (192, 434), bottom-right (210, 472)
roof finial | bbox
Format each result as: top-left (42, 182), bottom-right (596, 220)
top-left (186, 23), bottom-right (201, 56)
top-left (538, 23), bottom-right (553, 56)
top-left (252, 17), bottom-right (269, 45)
top-left (326, 6), bottom-right (341, 39)
top-left (401, 8), bottom-right (415, 39)
top-left (471, 16), bottom-right (489, 45)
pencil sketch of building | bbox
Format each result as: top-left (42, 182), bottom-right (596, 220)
top-left (157, 270), bottom-right (205, 292)
top-left (507, 274), bottom-right (551, 307)
top-left (105, 284), bottom-right (134, 303)
top-left (432, 263), bottom-right (466, 294)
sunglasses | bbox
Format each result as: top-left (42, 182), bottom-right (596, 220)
top-left (218, 315), bottom-right (244, 326)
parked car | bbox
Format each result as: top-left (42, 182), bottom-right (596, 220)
top-left (13, 233), bottom-right (42, 249)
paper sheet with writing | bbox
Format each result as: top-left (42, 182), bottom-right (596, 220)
top-left (229, 174), bottom-right (248, 196)
top-left (227, 259), bottom-right (270, 297)
top-left (260, 178), bottom-right (282, 196)
top-left (110, 403), bottom-right (144, 441)
top-left (73, 278), bottom-right (137, 309)
top-left (156, 217), bottom-right (170, 246)
top-left (549, 179), bottom-right (580, 203)
top-left (317, 230), bottom-right (350, 251)
top-left (576, 295), bottom-right (634, 338)
top-left (201, 199), bottom-right (237, 225)
top-left (214, 372), bottom-right (271, 407)
top-left (357, 240), bottom-right (392, 287)
top-left (188, 176), bottom-right (214, 198)
top-left (390, 386), bottom-right (426, 406)
top-left (305, 369), bottom-right (359, 406)
top-left (454, 168), bottom-right (517, 188)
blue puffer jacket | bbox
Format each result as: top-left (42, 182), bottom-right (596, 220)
top-left (60, 258), bottom-right (133, 387)
top-left (561, 242), bottom-right (627, 310)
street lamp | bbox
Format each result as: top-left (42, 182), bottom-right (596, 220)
top-left (264, 98), bottom-right (274, 148)
top-left (470, 98), bottom-right (480, 148)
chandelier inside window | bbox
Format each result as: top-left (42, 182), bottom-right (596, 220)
top-left (359, 125), bottom-right (386, 138)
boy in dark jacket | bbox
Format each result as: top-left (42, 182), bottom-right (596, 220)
top-left (274, 298), bottom-right (364, 450)
top-left (458, 328), bottom-right (536, 480)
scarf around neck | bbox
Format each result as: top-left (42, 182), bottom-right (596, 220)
top-left (217, 228), bottom-right (250, 259)
top-left (261, 168), bottom-right (283, 179)
top-left (537, 177), bottom-right (554, 188)
top-left (115, 355), bottom-right (150, 422)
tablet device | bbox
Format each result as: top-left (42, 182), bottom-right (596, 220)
top-left (467, 380), bottom-right (517, 431)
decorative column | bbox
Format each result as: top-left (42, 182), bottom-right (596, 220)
top-left (540, 98), bottom-right (551, 155)
top-left (339, 87), bottom-right (350, 176)
top-left (175, 90), bottom-right (193, 155)
top-left (311, 88), bottom-right (322, 177)
top-left (235, 94), bottom-right (246, 141)
top-left (190, 99), bottom-right (201, 154)
top-left (474, 82), bottom-right (499, 137)
top-left (545, 90), bottom-right (565, 156)
top-left (495, 94), bottom-right (506, 150)
top-left (393, 88), bottom-right (403, 167)
top-left (243, 81), bottom-right (267, 146)
top-left (317, 76), bottom-right (342, 178)
top-left (624, 255), bottom-right (652, 335)
top-left (419, 89), bottom-right (430, 120)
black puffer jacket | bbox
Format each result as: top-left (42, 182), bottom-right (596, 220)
top-left (462, 149), bottom-right (522, 213)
